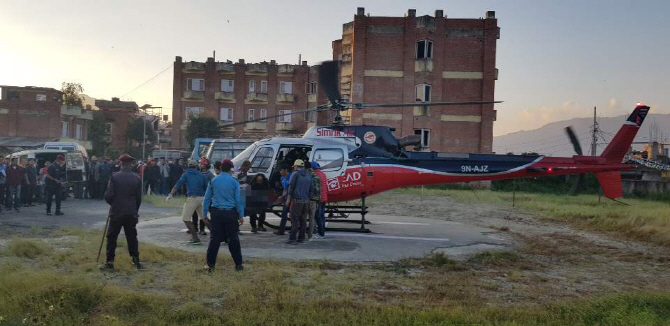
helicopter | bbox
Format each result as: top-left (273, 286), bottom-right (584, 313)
top-left (217, 61), bottom-right (650, 231)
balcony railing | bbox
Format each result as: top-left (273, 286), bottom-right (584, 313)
top-left (414, 59), bottom-right (434, 73)
top-left (246, 93), bottom-right (268, 102)
top-left (216, 62), bottom-right (235, 72)
top-left (183, 91), bottom-right (204, 99)
top-left (184, 62), bottom-right (205, 70)
top-left (276, 122), bottom-right (294, 131)
top-left (215, 91), bottom-right (235, 101)
top-left (276, 93), bottom-right (295, 103)
top-left (244, 122), bottom-right (267, 131)
top-left (278, 64), bottom-right (295, 74)
top-left (246, 64), bottom-right (268, 73)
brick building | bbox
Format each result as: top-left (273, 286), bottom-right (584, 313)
top-left (0, 85), bottom-right (93, 153)
top-left (332, 8), bottom-right (499, 153)
top-left (95, 97), bottom-right (139, 150)
top-left (171, 57), bottom-right (328, 149)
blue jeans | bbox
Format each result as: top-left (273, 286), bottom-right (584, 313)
top-left (316, 203), bottom-right (326, 236)
top-left (206, 209), bottom-right (243, 268)
top-left (160, 177), bottom-right (170, 195)
top-left (8, 185), bottom-right (21, 209)
top-left (278, 204), bottom-right (289, 233)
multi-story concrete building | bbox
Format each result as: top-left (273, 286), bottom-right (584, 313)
top-left (95, 97), bottom-right (139, 150)
top-left (0, 85), bottom-right (93, 154)
top-left (333, 8), bottom-right (499, 153)
top-left (171, 56), bottom-right (328, 149)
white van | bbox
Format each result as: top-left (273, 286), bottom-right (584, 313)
top-left (44, 142), bottom-right (89, 160)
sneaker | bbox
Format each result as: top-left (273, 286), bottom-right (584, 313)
top-left (314, 234), bottom-right (325, 239)
top-left (46, 211), bottom-right (52, 216)
top-left (259, 226), bottom-right (267, 232)
top-left (203, 265), bottom-right (213, 273)
top-left (286, 240), bottom-right (297, 245)
top-left (273, 230), bottom-right (285, 236)
top-left (186, 230), bottom-right (192, 234)
top-left (235, 265), bottom-right (244, 271)
top-left (188, 239), bottom-right (201, 245)
top-left (55, 211), bottom-right (64, 216)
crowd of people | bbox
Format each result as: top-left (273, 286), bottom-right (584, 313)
top-left (0, 156), bottom-right (67, 215)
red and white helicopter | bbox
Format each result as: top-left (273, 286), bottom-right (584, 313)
top-left (217, 61), bottom-right (650, 231)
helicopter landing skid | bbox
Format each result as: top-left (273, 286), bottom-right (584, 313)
top-left (264, 194), bottom-right (371, 233)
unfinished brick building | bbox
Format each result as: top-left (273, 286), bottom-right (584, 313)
top-left (333, 8), bottom-right (499, 153)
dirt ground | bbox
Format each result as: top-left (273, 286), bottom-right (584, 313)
top-left (364, 191), bottom-right (670, 305)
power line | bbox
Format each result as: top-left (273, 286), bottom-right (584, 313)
top-left (121, 63), bottom-right (174, 99)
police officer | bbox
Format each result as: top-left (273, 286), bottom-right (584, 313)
top-left (45, 155), bottom-right (66, 216)
top-left (202, 159), bottom-right (244, 272)
top-left (102, 154), bottom-right (143, 270)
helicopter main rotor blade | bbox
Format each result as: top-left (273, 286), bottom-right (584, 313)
top-left (218, 105), bottom-right (328, 129)
top-left (564, 126), bottom-right (583, 156)
top-left (318, 61), bottom-right (342, 105)
top-left (352, 100), bottom-right (503, 109)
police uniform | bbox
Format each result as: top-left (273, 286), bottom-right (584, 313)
top-left (103, 154), bottom-right (143, 269)
top-left (45, 155), bottom-right (66, 215)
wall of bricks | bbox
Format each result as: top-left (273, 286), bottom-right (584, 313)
top-left (336, 8), bottom-right (499, 154)
top-left (0, 86), bottom-right (63, 139)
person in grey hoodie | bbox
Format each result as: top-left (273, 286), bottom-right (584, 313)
top-left (286, 159), bottom-right (312, 244)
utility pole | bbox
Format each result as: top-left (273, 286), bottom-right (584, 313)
top-left (591, 106), bottom-right (598, 156)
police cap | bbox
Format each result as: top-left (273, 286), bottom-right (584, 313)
top-left (118, 154), bottom-right (136, 162)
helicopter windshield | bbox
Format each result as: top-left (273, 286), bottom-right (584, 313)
top-left (231, 143), bottom-right (258, 168)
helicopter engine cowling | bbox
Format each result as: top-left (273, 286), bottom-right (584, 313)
top-left (398, 135), bottom-right (421, 148)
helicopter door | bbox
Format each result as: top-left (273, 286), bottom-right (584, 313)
top-left (310, 146), bottom-right (360, 198)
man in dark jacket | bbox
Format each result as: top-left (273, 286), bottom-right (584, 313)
top-left (88, 156), bottom-right (99, 199)
top-left (169, 158), bottom-right (184, 195)
top-left (97, 158), bottom-right (113, 199)
top-left (5, 157), bottom-right (27, 212)
top-left (24, 159), bottom-right (37, 206)
top-left (102, 154), bottom-right (143, 270)
top-left (143, 158), bottom-right (161, 195)
top-left (45, 155), bottom-right (66, 216)
top-left (286, 159), bottom-right (312, 244)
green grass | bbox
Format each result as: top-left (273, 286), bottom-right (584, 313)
top-left (394, 188), bottom-right (670, 246)
top-left (5, 238), bottom-right (51, 258)
top-left (143, 194), bottom-right (186, 209)
top-left (1, 230), bottom-right (669, 325)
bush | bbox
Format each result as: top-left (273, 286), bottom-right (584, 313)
top-left (6, 238), bottom-right (51, 258)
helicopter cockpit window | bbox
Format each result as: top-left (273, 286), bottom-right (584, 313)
top-left (250, 147), bottom-right (274, 173)
top-left (313, 149), bottom-right (344, 171)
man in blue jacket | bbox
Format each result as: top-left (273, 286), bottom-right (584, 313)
top-left (168, 160), bottom-right (208, 244)
top-left (203, 159), bottom-right (244, 272)
top-left (286, 159), bottom-right (312, 245)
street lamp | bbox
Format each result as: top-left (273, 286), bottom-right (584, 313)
top-left (139, 105), bottom-right (162, 161)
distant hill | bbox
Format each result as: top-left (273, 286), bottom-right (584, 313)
top-left (493, 114), bottom-right (670, 157)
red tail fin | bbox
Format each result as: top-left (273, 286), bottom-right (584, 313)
top-left (600, 104), bottom-right (650, 162)
top-left (595, 171), bottom-right (623, 199)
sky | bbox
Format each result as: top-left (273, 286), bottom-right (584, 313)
top-left (1, 0), bottom-right (668, 136)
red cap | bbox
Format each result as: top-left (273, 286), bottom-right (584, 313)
top-left (56, 154), bottom-right (65, 161)
top-left (118, 154), bottom-right (136, 162)
top-left (221, 159), bottom-right (234, 168)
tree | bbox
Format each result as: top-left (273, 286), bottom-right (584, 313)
top-left (88, 111), bottom-right (108, 157)
top-left (126, 117), bottom-right (157, 158)
top-left (185, 116), bottom-right (220, 150)
top-left (61, 82), bottom-right (84, 107)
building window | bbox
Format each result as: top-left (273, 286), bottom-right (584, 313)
top-left (414, 129), bottom-right (431, 148)
top-left (221, 79), bottom-right (234, 92)
top-left (260, 80), bottom-right (268, 94)
top-left (105, 123), bottom-right (113, 135)
top-left (250, 147), bottom-right (275, 173)
top-left (305, 110), bottom-right (317, 122)
top-left (185, 107), bottom-right (204, 117)
top-left (279, 81), bottom-right (293, 94)
top-left (36, 94), bottom-right (46, 101)
top-left (260, 108), bottom-right (267, 121)
top-left (415, 84), bottom-right (432, 102)
top-left (313, 148), bottom-right (344, 171)
top-left (75, 124), bottom-right (82, 140)
top-left (416, 40), bottom-right (433, 59)
top-left (186, 78), bottom-right (205, 91)
top-left (306, 81), bottom-right (317, 94)
top-left (247, 109), bottom-right (255, 120)
top-left (249, 80), bottom-right (256, 93)
top-left (278, 110), bottom-right (292, 123)
top-left (61, 121), bottom-right (69, 138)
top-left (220, 108), bottom-right (233, 122)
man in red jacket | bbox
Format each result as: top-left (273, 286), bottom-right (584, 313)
top-left (5, 157), bottom-right (27, 212)
top-left (311, 162), bottom-right (329, 239)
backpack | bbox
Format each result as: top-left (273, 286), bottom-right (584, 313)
top-left (309, 170), bottom-right (321, 202)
